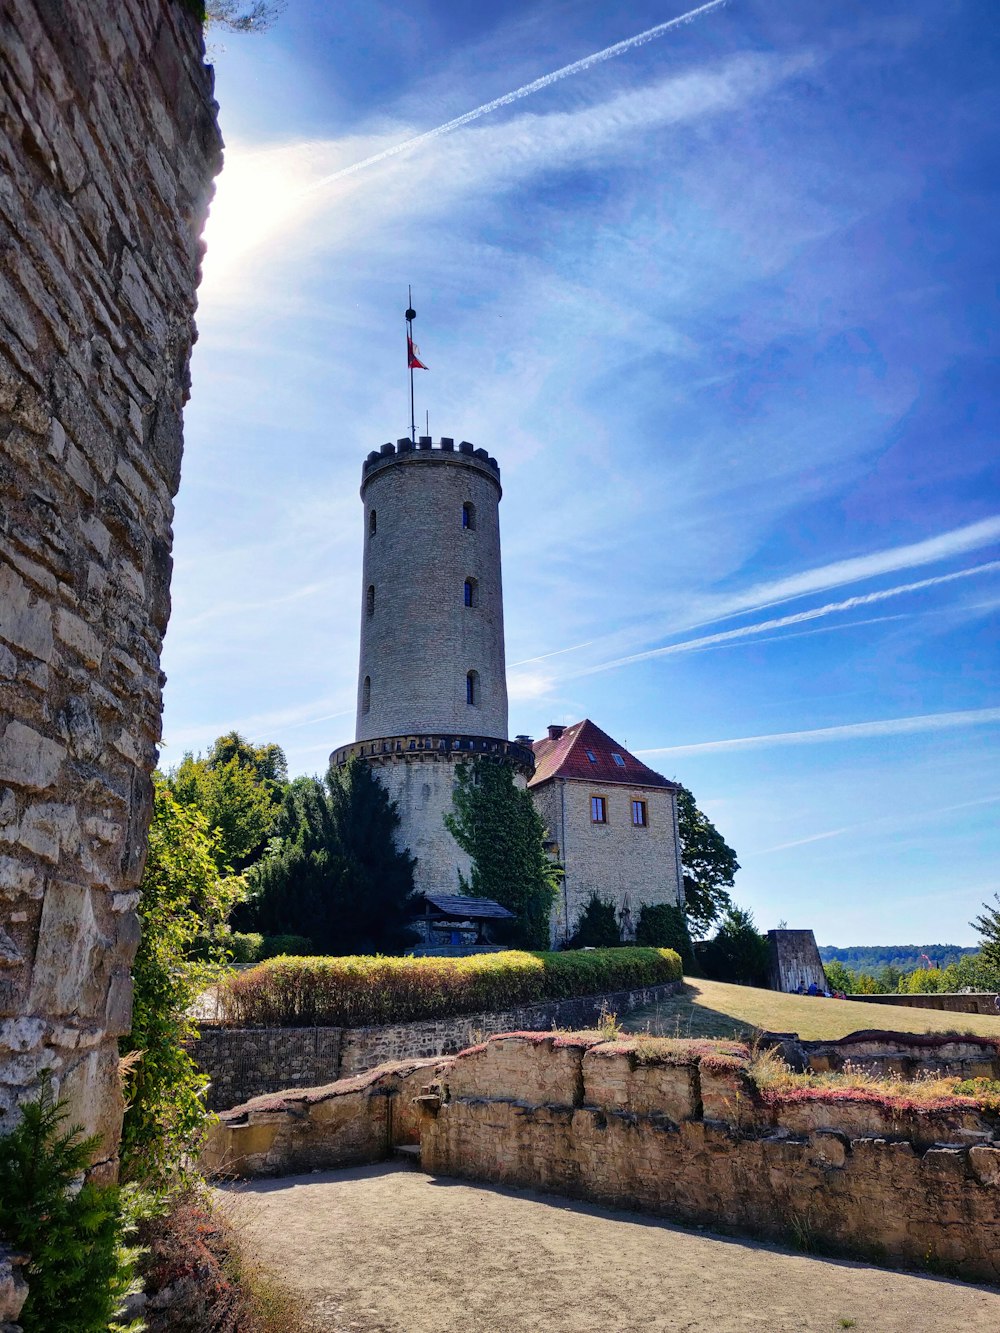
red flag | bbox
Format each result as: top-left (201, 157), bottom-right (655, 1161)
top-left (407, 336), bottom-right (427, 370)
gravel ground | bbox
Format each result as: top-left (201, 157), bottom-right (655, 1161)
top-left (216, 1163), bottom-right (1000, 1333)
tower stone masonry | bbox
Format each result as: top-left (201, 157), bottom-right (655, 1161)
top-left (331, 438), bottom-right (533, 896)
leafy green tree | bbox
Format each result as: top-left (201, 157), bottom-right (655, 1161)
top-left (700, 904), bottom-right (769, 987)
top-left (569, 893), bottom-right (621, 948)
top-left (635, 902), bottom-right (694, 971)
top-left (972, 892), bottom-right (1000, 978)
top-left (676, 785), bottom-right (739, 937)
top-left (822, 959), bottom-right (856, 993)
top-left (444, 758), bottom-right (561, 949)
top-left (235, 760), bottom-right (417, 954)
top-left (120, 779), bottom-right (244, 1188)
top-left (167, 731), bottom-right (286, 872)
top-left (0, 1091), bottom-right (142, 1332)
top-left (207, 730), bottom-right (288, 790)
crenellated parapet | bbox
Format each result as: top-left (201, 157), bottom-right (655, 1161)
top-left (361, 437), bottom-right (501, 495)
top-left (331, 732), bottom-right (535, 777)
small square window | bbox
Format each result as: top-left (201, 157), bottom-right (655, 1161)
top-left (632, 800), bottom-right (647, 827)
top-left (585, 748), bottom-right (597, 763)
top-left (591, 795), bottom-right (607, 824)
top-left (612, 753), bottom-right (626, 767)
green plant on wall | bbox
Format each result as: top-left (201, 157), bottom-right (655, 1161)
top-left (120, 778), bottom-right (245, 1188)
top-left (445, 758), bottom-right (561, 949)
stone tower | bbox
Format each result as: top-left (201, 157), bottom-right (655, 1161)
top-left (331, 437), bottom-right (534, 895)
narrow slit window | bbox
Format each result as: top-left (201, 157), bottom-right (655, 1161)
top-left (369, 510), bottom-right (377, 537)
top-left (464, 577), bottom-right (478, 607)
top-left (462, 501), bottom-right (476, 530)
top-left (362, 676), bottom-right (371, 713)
top-left (366, 585), bottom-right (375, 617)
top-left (591, 795), bottom-right (607, 824)
top-left (466, 669), bottom-right (480, 706)
top-left (632, 800), bottom-right (647, 827)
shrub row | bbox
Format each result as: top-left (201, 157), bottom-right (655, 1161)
top-left (215, 947), bottom-right (682, 1029)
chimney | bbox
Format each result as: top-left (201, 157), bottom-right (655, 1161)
top-left (547, 724), bottom-right (565, 740)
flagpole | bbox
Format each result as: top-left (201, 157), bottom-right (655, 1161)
top-left (405, 286), bottom-right (416, 443)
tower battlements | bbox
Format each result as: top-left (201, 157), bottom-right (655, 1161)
top-left (362, 437), bottom-right (501, 493)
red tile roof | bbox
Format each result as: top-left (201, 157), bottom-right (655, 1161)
top-left (528, 719), bottom-right (678, 791)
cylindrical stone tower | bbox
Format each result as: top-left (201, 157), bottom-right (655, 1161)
top-left (331, 437), bottom-right (534, 897)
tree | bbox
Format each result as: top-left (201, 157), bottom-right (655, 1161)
top-left (676, 785), bottom-right (739, 937)
top-left (700, 905), bottom-right (769, 987)
top-left (444, 759), bottom-right (561, 949)
top-left (120, 779), bottom-right (244, 1188)
top-left (635, 902), bottom-right (694, 971)
top-left (0, 1091), bottom-right (141, 1332)
top-left (167, 731), bottom-right (287, 873)
top-left (972, 891), bottom-right (1000, 978)
top-left (235, 760), bottom-right (417, 955)
top-left (569, 893), bottom-right (621, 948)
top-left (822, 959), bottom-right (855, 993)
top-left (203, 1), bottom-right (285, 31)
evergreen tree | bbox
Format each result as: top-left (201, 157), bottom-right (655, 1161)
top-left (700, 904), bottom-right (770, 987)
top-left (569, 892), bottom-right (622, 948)
top-left (972, 891), bottom-right (1000, 979)
top-left (444, 759), bottom-right (561, 949)
top-left (235, 760), bottom-right (417, 955)
top-left (635, 902), bottom-right (694, 971)
top-left (676, 785), bottom-right (739, 937)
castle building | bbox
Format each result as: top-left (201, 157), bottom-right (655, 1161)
top-left (330, 437), bottom-right (684, 948)
top-left (529, 720), bottom-right (684, 947)
top-left (329, 437), bottom-right (534, 897)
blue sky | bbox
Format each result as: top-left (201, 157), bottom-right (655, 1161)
top-left (162, 0), bottom-right (1000, 945)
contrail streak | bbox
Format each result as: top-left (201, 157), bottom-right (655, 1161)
top-left (305, 1), bottom-right (729, 194)
top-left (571, 560), bottom-right (1000, 677)
top-left (636, 707), bottom-right (1000, 757)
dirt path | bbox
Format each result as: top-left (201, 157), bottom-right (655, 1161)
top-left (217, 1164), bottom-right (1000, 1333)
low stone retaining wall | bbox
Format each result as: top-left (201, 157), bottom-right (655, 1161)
top-left (774, 1030), bottom-right (1000, 1081)
top-left (846, 992), bottom-right (1000, 1016)
top-left (419, 1034), bottom-right (1000, 1285)
top-left (190, 981), bottom-right (682, 1110)
top-left (203, 1030), bottom-right (1000, 1285)
top-left (201, 1058), bottom-right (444, 1178)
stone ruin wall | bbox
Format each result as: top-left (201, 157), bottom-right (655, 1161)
top-left (0, 0), bottom-right (222, 1167)
top-left (190, 980), bottom-right (683, 1110)
top-left (204, 1032), bottom-right (1000, 1286)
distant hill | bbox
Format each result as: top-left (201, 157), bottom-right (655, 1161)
top-left (818, 944), bottom-right (979, 973)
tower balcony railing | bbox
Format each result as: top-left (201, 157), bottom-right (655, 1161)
top-left (330, 731), bottom-right (535, 774)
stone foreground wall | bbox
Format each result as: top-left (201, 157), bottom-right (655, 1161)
top-left (203, 1031), bottom-right (1000, 1285)
top-left (0, 0), bottom-right (222, 1164)
top-left (191, 981), bottom-right (682, 1110)
top-left (420, 1033), bottom-right (1000, 1286)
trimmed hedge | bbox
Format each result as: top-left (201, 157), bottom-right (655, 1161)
top-left (215, 947), bottom-right (682, 1028)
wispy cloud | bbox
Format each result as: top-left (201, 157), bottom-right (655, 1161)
top-left (689, 515), bottom-right (1000, 627)
top-left (752, 793), bottom-right (1000, 855)
top-left (304, 1), bottom-right (731, 195)
top-left (512, 517), bottom-right (1000, 674)
top-left (202, 43), bottom-right (811, 292)
top-left (637, 707), bottom-right (1000, 757)
top-left (568, 560), bottom-right (1000, 678)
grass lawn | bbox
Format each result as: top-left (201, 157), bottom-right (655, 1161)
top-left (622, 978), bottom-right (1000, 1043)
